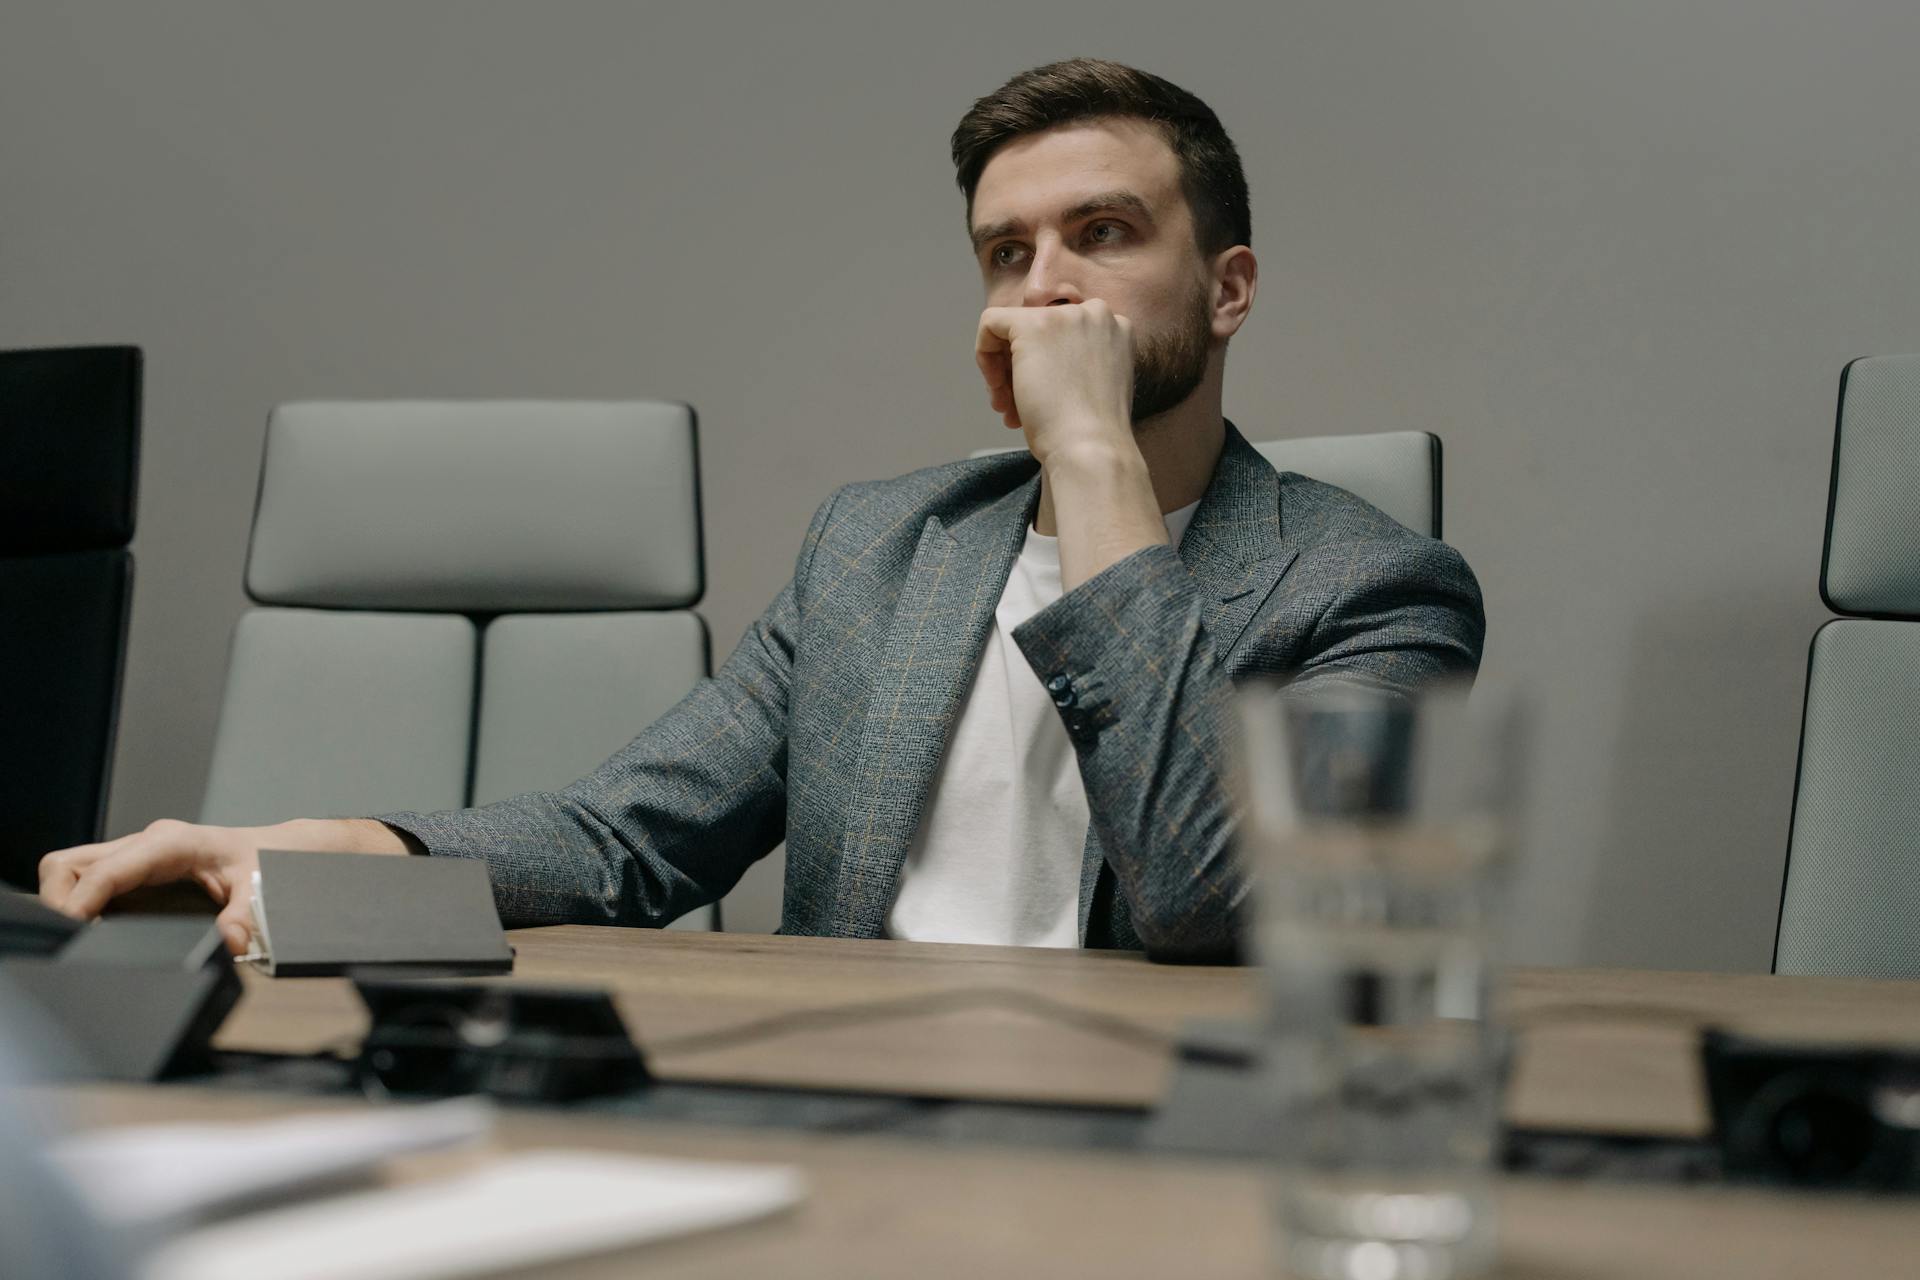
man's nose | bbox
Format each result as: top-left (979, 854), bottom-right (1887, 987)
top-left (1022, 241), bottom-right (1083, 307)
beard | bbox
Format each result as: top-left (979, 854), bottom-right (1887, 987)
top-left (1128, 281), bottom-right (1215, 426)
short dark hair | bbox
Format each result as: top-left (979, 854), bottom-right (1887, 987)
top-left (951, 58), bottom-right (1251, 256)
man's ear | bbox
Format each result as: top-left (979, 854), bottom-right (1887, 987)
top-left (1209, 246), bottom-right (1258, 341)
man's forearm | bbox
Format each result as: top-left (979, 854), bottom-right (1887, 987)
top-left (1043, 440), bottom-right (1168, 591)
top-left (361, 490), bottom-right (837, 929)
top-left (1012, 545), bottom-right (1246, 958)
top-left (259, 817), bottom-right (417, 855)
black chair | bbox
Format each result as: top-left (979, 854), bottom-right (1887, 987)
top-left (0, 346), bottom-right (141, 889)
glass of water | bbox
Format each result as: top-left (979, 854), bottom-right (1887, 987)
top-left (1235, 680), bottom-right (1524, 1280)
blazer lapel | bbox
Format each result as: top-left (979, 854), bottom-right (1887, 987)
top-left (1178, 422), bottom-right (1297, 647)
top-left (833, 476), bottom-right (1039, 936)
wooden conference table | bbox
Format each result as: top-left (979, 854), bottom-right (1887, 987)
top-left (46, 927), bottom-right (1920, 1278)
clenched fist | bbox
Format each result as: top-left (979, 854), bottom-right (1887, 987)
top-left (974, 299), bottom-right (1134, 465)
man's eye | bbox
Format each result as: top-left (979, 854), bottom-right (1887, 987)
top-left (990, 244), bottom-right (1026, 269)
top-left (1086, 221), bottom-right (1123, 244)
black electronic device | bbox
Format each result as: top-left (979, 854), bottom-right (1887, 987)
top-left (1703, 1028), bottom-right (1920, 1191)
top-left (2, 960), bottom-right (240, 1081)
top-left (0, 888), bottom-right (84, 956)
top-left (57, 914), bottom-right (228, 968)
top-left (0, 915), bottom-right (240, 1081)
top-left (0, 346), bottom-right (144, 890)
top-left (353, 979), bottom-right (649, 1102)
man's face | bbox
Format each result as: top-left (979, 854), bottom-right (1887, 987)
top-left (969, 117), bottom-right (1217, 425)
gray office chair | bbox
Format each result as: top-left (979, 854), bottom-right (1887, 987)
top-left (1775, 356), bottom-right (1920, 976)
top-left (200, 401), bottom-right (717, 930)
top-left (1249, 431), bottom-right (1441, 538)
top-left (974, 430), bottom-right (1443, 538)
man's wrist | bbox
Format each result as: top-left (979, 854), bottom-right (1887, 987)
top-left (258, 817), bottom-right (414, 856)
top-left (1042, 436), bottom-right (1167, 590)
top-left (1036, 430), bottom-right (1147, 482)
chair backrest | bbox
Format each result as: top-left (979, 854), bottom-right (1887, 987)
top-left (971, 430), bottom-right (1442, 538)
top-left (0, 346), bottom-right (141, 889)
top-left (1776, 356), bottom-right (1920, 976)
top-left (200, 400), bottom-right (716, 927)
top-left (1251, 432), bottom-right (1441, 538)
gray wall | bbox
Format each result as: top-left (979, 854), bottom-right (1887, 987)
top-left (5, 2), bottom-right (1916, 969)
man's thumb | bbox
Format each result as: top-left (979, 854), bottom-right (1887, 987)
top-left (216, 908), bottom-right (252, 957)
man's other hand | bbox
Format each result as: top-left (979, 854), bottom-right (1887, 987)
top-left (38, 817), bottom-right (411, 955)
top-left (974, 299), bottom-right (1133, 462)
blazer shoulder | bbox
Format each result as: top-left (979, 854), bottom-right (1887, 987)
top-left (1276, 470), bottom-right (1428, 548)
top-left (813, 449), bottom-right (1038, 542)
top-left (1275, 471), bottom-right (1482, 607)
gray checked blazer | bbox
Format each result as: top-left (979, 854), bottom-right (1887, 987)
top-left (383, 423), bottom-right (1484, 961)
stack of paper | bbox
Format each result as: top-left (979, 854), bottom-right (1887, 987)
top-left (141, 1151), bottom-right (807, 1280)
top-left (52, 1099), bottom-right (495, 1229)
top-left (50, 1101), bottom-right (807, 1279)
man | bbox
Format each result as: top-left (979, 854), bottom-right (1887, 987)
top-left (39, 59), bottom-right (1483, 962)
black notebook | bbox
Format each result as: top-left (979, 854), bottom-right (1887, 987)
top-left (242, 849), bottom-right (515, 977)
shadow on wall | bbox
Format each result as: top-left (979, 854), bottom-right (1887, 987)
top-left (1580, 584), bottom-right (1827, 972)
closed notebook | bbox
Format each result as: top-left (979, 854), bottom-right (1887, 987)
top-left (243, 850), bottom-right (514, 977)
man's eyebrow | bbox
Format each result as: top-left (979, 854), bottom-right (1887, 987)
top-left (1060, 190), bottom-right (1155, 228)
top-left (968, 190), bottom-right (1156, 256)
top-left (970, 218), bottom-right (1023, 256)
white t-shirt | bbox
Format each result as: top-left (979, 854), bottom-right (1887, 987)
top-left (885, 499), bottom-right (1203, 946)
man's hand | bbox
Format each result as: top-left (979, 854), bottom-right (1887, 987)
top-left (975, 299), bottom-right (1135, 464)
top-left (975, 299), bottom-right (1168, 588)
top-left (38, 817), bottom-right (411, 955)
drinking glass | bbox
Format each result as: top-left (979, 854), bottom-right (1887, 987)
top-left (1234, 680), bottom-right (1525, 1280)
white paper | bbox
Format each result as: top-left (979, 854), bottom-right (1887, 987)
top-left (51, 1098), bottom-right (494, 1229)
top-left (139, 1150), bottom-right (807, 1280)
top-left (239, 867), bottom-right (274, 972)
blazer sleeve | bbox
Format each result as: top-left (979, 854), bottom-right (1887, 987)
top-left (1010, 535), bottom-right (1484, 962)
top-left (377, 491), bottom-right (841, 928)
